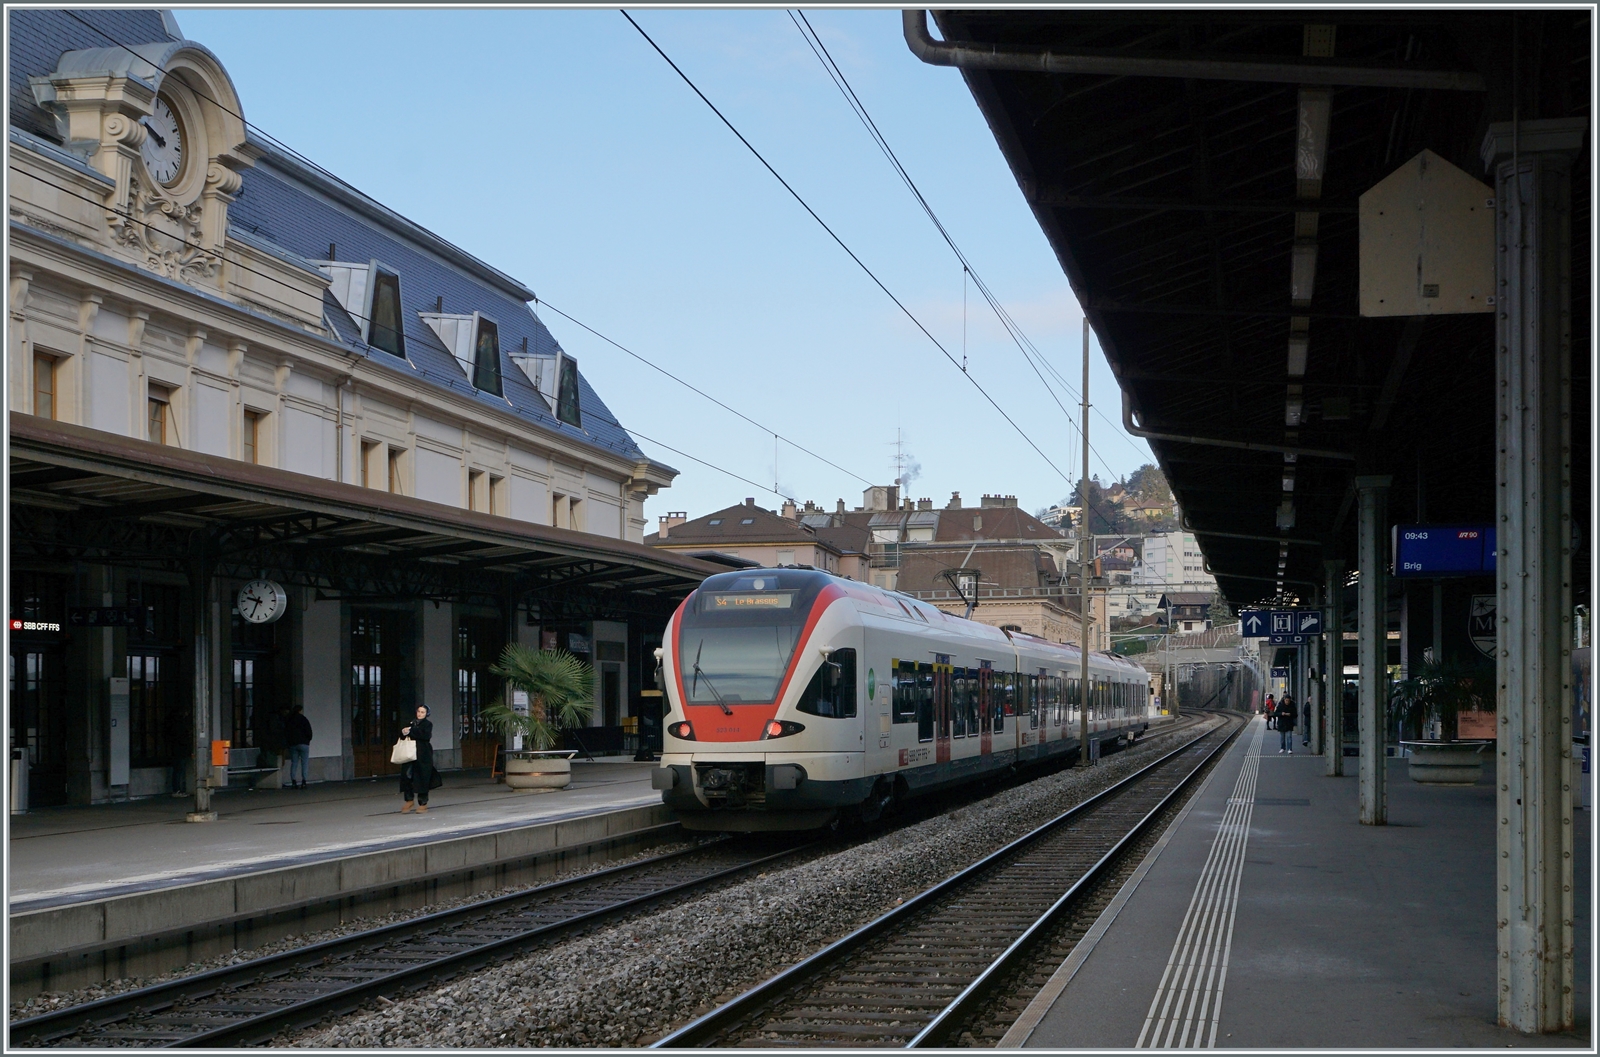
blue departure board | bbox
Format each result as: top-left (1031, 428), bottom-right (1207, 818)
top-left (1392, 524), bottom-right (1496, 577)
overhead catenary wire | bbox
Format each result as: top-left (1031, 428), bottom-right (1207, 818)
top-left (62, 11), bottom-right (873, 501)
top-left (533, 297), bottom-right (871, 486)
top-left (788, 10), bottom-right (1150, 483)
top-left (14, 166), bottom-right (804, 508)
top-left (621, 8), bottom-right (1078, 492)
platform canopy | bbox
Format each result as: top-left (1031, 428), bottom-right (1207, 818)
top-left (908, 9), bottom-right (1590, 606)
top-left (9, 415), bottom-right (720, 620)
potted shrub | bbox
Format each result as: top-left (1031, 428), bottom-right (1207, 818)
top-left (1390, 658), bottom-right (1495, 786)
top-left (483, 645), bottom-right (594, 791)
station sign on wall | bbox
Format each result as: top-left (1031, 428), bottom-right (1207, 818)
top-left (1391, 524), bottom-right (1497, 577)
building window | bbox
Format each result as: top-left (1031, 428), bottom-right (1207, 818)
top-left (387, 448), bottom-right (404, 494)
top-left (361, 441), bottom-right (378, 488)
top-left (776, 550), bottom-right (795, 566)
top-left (242, 410), bottom-right (262, 465)
top-left (33, 353), bottom-right (56, 419)
top-left (471, 316), bottom-right (502, 396)
top-left (147, 388), bottom-right (170, 445)
top-left (556, 355), bottom-right (581, 427)
top-left (367, 268), bottom-right (406, 357)
top-left (489, 474), bottom-right (507, 516)
top-left (468, 468), bottom-right (485, 511)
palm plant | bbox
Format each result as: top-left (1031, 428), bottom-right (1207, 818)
top-left (483, 645), bottom-right (595, 752)
top-left (1388, 657), bottom-right (1494, 741)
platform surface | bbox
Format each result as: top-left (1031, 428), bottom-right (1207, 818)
top-left (7, 760), bottom-right (660, 910)
top-left (1019, 716), bottom-right (1591, 1049)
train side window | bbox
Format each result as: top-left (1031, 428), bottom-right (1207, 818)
top-left (952, 671), bottom-right (970, 737)
top-left (798, 648), bottom-right (856, 718)
top-left (892, 661), bottom-right (917, 724)
top-left (993, 672), bottom-right (1008, 734)
top-left (916, 664), bottom-right (934, 742)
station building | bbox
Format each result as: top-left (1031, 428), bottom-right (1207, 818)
top-left (7, 9), bottom-right (717, 806)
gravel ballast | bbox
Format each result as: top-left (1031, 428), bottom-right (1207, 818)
top-left (287, 718), bottom-right (1227, 1049)
top-left (7, 836), bottom-right (710, 1024)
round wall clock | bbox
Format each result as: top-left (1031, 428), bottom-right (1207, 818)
top-left (140, 94), bottom-right (186, 186)
top-left (237, 579), bottom-right (288, 625)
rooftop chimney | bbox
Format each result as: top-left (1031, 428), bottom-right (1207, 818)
top-left (836, 498), bottom-right (846, 515)
top-left (948, 491), bottom-right (962, 509)
top-left (780, 499), bottom-right (797, 519)
top-left (917, 497), bottom-right (933, 511)
top-left (744, 497), bottom-right (755, 507)
top-left (658, 511), bottom-right (688, 539)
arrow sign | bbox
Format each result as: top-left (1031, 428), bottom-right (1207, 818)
top-left (1240, 610), bottom-right (1268, 636)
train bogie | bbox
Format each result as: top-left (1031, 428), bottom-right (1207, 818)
top-left (655, 568), bottom-right (1161, 832)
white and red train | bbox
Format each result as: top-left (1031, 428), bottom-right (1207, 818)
top-left (651, 568), bottom-right (1166, 831)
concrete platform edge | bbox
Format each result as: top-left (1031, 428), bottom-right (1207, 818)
top-left (999, 726), bottom-right (1237, 1048)
top-left (9, 802), bottom-right (674, 964)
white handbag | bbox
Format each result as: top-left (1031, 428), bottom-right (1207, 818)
top-left (391, 738), bottom-right (417, 765)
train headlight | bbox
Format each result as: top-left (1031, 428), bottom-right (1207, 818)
top-left (670, 721), bottom-right (696, 741)
top-left (761, 719), bottom-right (806, 740)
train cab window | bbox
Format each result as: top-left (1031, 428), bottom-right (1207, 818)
top-left (797, 647), bottom-right (856, 718)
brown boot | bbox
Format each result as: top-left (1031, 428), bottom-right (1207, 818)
top-left (400, 800), bottom-right (415, 813)
top-left (415, 803), bottom-right (428, 814)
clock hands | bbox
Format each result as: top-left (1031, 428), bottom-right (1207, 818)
top-left (141, 121), bottom-right (167, 149)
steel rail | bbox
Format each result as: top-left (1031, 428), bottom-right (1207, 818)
top-left (908, 717), bottom-right (1243, 1046)
top-left (9, 837), bottom-right (809, 1049)
top-left (651, 715), bottom-right (1241, 1048)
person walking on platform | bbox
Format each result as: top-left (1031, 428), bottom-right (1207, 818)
top-left (285, 704), bottom-right (313, 789)
top-left (1276, 693), bottom-right (1298, 753)
top-left (1262, 693), bottom-right (1276, 720)
top-left (399, 704), bottom-right (442, 813)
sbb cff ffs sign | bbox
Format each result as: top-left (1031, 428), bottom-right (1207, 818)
top-left (1392, 524), bottom-right (1497, 577)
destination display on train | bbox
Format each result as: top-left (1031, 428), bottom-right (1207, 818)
top-left (706, 591), bottom-right (795, 609)
top-left (1391, 524), bottom-right (1497, 577)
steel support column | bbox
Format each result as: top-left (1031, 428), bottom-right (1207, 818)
top-left (1355, 476), bottom-right (1390, 824)
top-left (187, 557), bottom-right (217, 821)
top-left (1307, 588), bottom-right (1323, 756)
top-left (1325, 560), bottom-right (1346, 776)
top-left (1483, 117), bottom-right (1584, 1034)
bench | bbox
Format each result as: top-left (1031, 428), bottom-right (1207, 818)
top-left (225, 748), bottom-right (284, 789)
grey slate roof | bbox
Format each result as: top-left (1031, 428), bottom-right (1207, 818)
top-left (9, 8), bottom-right (661, 471)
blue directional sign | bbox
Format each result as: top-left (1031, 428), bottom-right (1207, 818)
top-left (1270, 633), bottom-right (1309, 645)
top-left (1240, 609), bottom-right (1323, 638)
top-left (1392, 524), bottom-right (1497, 577)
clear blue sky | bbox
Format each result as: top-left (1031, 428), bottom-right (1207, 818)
top-left (179, 7), bottom-right (1154, 524)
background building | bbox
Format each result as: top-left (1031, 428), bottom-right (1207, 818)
top-left (8, 9), bottom-right (712, 804)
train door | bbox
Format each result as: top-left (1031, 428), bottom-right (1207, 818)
top-left (977, 665), bottom-right (993, 756)
top-left (934, 655), bottom-right (951, 763)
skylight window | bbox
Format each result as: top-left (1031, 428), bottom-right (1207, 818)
top-left (708, 519), bottom-right (723, 526)
top-left (741, 518), bottom-right (755, 525)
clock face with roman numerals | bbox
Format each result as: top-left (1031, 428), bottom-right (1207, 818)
top-left (140, 95), bottom-right (185, 186)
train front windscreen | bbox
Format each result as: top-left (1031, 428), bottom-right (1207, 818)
top-left (676, 570), bottom-right (833, 705)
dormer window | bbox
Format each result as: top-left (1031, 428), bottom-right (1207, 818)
top-left (419, 310), bottom-right (503, 396)
top-left (318, 259), bottom-right (407, 358)
top-left (472, 316), bottom-right (502, 396)
top-left (556, 354), bottom-right (581, 427)
top-left (367, 268), bottom-right (405, 357)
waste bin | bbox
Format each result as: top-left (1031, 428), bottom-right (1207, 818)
top-left (11, 748), bottom-right (28, 815)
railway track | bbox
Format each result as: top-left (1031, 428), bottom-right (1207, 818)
top-left (9, 836), bottom-right (813, 1048)
top-left (654, 714), bottom-right (1244, 1049)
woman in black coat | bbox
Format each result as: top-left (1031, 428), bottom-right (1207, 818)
top-left (1275, 694), bottom-right (1298, 754)
top-left (399, 704), bottom-right (442, 813)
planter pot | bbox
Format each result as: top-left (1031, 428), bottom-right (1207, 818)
top-left (504, 751), bottom-right (576, 792)
top-left (1401, 740), bottom-right (1491, 786)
